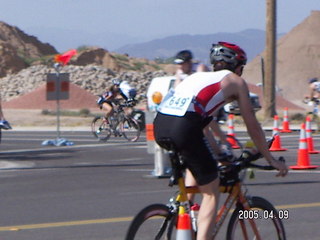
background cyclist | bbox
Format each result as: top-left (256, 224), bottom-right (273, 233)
top-left (97, 79), bottom-right (124, 120)
top-left (304, 77), bottom-right (320, 116)
top-left (97, 79), bottom-right (137, 120)
top-left (308, 77), bottom-right (320, 100)
top-left (154, 41), bottom-right (288, 240)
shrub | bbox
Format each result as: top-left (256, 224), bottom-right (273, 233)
top-left (41, 109), bottom-right (51, 115)
top-left (79, 108), bottom-right (90, 117)
top-left (291, 113), bottom-right (305, 122)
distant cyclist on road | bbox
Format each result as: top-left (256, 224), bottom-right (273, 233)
top-left (154, 41), bottom-right (288, 240)
top-left (307, 77), bottom-right (320, 100)
top-left (97, 79), bottom-right (137, 120)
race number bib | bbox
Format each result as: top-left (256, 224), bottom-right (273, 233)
top-left (158, 88), bottom-right (193, 116)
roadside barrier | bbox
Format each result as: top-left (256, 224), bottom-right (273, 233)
top-left (226, 114), bottom-right (240, 149)
top-left (280, 107), bottom-right (292, 133)
top-left (145, 111), bottom-right (171, 177)
top-left (269, 115), bottom-right (287, 151)
top-left (305, 116), bottom-right (320, 154)
top-left (290, 123), bottom-right (318, 170)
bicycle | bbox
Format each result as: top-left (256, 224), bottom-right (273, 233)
top-left (91, 101), bottom-right (141, 142)
top-left (125, 138), bottom-right (286, 240)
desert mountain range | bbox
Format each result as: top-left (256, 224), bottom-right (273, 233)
top-left (0, 10), bottom-right (320, 111)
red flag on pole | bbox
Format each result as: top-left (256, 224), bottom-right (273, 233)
top-left (54, 49), bottom-right (77, 65)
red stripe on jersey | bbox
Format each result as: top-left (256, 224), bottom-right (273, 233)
top-left (194, 82), bottom-right (222, 115)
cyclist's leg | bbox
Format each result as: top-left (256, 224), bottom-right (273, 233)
top-left (197, 178), bottom-right (220, 240)
top-left (101, 101), bottom-right (114, 119)
top-left (183, 131), bottom-right (220, 240)
top-left (185, 169), bottom-right (197, 203)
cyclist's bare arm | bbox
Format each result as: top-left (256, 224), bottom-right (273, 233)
top-left (208, 120), bottom-right (229, 146)
top-left (310, 86), bottom-right (315, 100)
top-left (203, 124), bottom-right (222, 154)
top-left (222, 74), bottom-right (288, 177)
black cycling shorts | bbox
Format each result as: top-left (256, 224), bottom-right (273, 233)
top-left (154, 112), bottom-right (218, 186)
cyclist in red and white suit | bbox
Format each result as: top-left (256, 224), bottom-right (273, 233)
top-left (154, 41), bottom-right (288, 240)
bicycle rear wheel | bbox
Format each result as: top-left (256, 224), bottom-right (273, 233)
top-left (227, 196), bottom-right (286, 240)
top-left (120, 117), bottom-right (140, 142)
top-left (91, 116), bottom-right (112, 141)
top-left (125, 204), bottom-right (176, 240)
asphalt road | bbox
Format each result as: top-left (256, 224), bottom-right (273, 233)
top-left (0, 130), bottom-right (319, 240)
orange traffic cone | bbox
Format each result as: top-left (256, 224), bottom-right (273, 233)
top-left (176, 207), bottom-right (192, 240)
top-left (280, 107), bottom-right (292, 133)
top-left (269, 115), bottom-right (287, 151)
top-left (305, 116), bottom-right (320, 154)
top-left (226, 114), bottom-right (240, 149)
top-left (290, 123), bottom-right (318, 170)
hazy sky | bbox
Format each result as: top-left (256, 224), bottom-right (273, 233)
top-left (0, 0), bottom-right (319, 51)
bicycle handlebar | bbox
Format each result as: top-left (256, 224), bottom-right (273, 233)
top-left (303, 97), bottom-right (320, 104)
top-left (219, 154), bottom-right (286, 173)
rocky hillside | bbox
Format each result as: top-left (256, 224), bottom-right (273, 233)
top-left (0, 21), bottom-right (57, 77)
top-left (0, 21), bottom-right (178, 108)
top-left (243, 10), bottom-right (320, 107)
top-left (0, 21), bottom-right (173, 79)
top-left (1, 64), bottom-right (167, 103)
top-left (71, 46), bottom-right (174, 73)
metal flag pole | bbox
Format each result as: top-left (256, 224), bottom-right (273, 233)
top-left (42, 49), bottom-right (77, 146)
top-left (41, 63), bottom-right (73, 146)
top-left (54, 63), bottom-right (61, 140)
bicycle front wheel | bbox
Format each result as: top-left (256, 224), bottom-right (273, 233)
top-left (125, 204), bottom-right (176, 240)
top-left (227, 196), bottom-right (286, 240)
top-left (120, 117), bottom-right (140, 142)
top-left (91, 116), bottom-right (112, 141)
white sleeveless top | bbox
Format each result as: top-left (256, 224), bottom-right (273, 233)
top-left (158, 70), bottom-right (231, 117)
top-left (314, 82), bottom-right (320, 93)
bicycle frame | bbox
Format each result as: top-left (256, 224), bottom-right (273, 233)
top-left (173, 175), bottom-right (263, 239)
top-left (126, 137), bottom-right (286, 240)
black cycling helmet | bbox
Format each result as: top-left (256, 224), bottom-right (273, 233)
top-left (308, 77), bottom-right (318, 84)
top-left (174, 50), bottom-right (193, 64)
top-left (210, 41), bottom-right (247, 67)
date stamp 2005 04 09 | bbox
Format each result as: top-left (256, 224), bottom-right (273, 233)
top-left (238, 210), bottom-right (289, 220)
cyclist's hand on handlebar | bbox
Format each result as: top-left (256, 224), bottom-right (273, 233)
top-left (269, 157), bottom-right (288, 177)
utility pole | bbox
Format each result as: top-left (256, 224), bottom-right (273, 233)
top-left (264, 0), bottom-right (277, 119)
